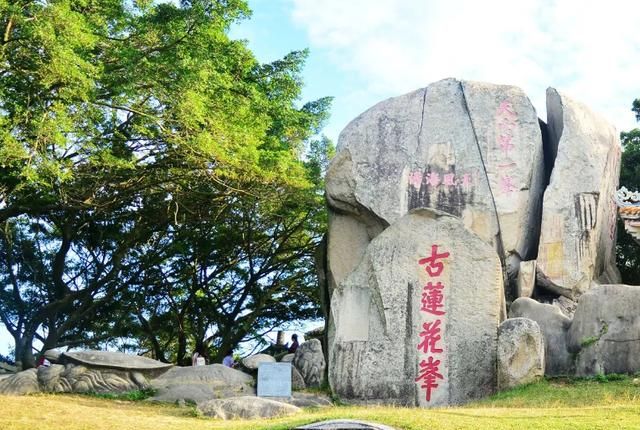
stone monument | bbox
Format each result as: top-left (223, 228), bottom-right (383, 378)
top-left (322, 78), bottom-right (622, 407)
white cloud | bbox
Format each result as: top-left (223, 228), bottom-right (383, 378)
top-left (290, 0), bottom-right (640, 134)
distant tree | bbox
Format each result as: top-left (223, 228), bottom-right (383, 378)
top-left (0, 0), bottom-right (331, 368)
top-left (616, 100), bottom-right (640, 284)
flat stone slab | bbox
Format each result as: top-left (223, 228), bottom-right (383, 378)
top-left (62, 351), bottom-right (173, 371)
top-left (295, 420), bottom-right (397, 430)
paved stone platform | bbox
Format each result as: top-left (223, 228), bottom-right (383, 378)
top-left (295, 419), bottom-right (396, 430)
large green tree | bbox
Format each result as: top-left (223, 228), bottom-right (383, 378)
top-left (0, 0), bottom-right (331, 368)
top-left (616, 101), bottom-right (640, 284)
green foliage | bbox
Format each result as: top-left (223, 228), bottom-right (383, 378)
top-left (617, 99), bottom-right (640, 284)
top-left (84, 388), bottom-right (157, 402)
top-left (579, 320), bottom-right (608, 348)
top-left (0, 0), bottom-right (333, 367)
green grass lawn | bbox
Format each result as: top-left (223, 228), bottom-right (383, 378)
top-left (2, 378), bottom-right (640, 430)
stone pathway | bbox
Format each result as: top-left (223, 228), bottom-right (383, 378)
top-left (295, 419), bottom-right (397, 430)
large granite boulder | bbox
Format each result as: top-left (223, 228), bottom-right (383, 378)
top-left (0, 368), bottom-right (39, 395)
top-left (242, 354), bottom-right (275, 370)
top-left (568, 284), bottom-right (640, 376)
top-left (497, 318), bottom-right (544, 389)
top-left (150, 364), bottom-right (255, 403)
top-left (329, 209), bottom-right (503, 407)
top-left (509, 297), bottom-right (573, 375)
top-left (326, 78), bottom-right (545, 302)
top-left (0, 350), bottom-right (172, 395)
top-left (197, 396), bottom-right (301, 419)
top-left (536, 89), bottom-right (621, 298)
top-left (293, 339), bottom-right (325, 388)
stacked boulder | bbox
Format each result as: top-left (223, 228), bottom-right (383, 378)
top-left (323, 78), bottom-right (622, 407)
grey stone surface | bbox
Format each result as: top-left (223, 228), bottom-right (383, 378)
top-left (280, 353), bottom-right (295, 363)
top-left (329, 209), bottom-right (503, 406)
top-left (286, 391), bottom-right (332, 408)
top-left (516, 260), bottom-right (536, 298)
top-left (509, 297), bottom-right (573, 375)
top-left (242, 353), bottom-right (276, 370)
top-left (0, 369), bottom-right (39, 395)
top-left (536, 88), bottom-right (621, 298)
top-left (37, 363), bottom-right (150, 393)
top-left (296, 420), bottom-right (397, 430)
top-left (197, 396), bottom-right (301, 420)
top-left (43, 349), bottom-right (62, 363)
top-left (61, 351), bottom-right (173, 375)
top-left (291, 365), bottom-right (306, 390)
top-left (497, 318), bottom-right (544, 389)
top-left (326, 79), bottom-right (545, 286)
top-left (293, 339), bottom-right (326, 388)
top-left (568, 284), bottom-right (640, 376)
top-left (150, 364), bottom-right (255, 403)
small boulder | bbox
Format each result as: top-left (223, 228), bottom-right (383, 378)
top-left (568, 284), bottom-right (640, 376)
top-left (509, 297), bottom-right (573, 376)
top-left (197, 396), bottom-right (301, 419)
top-left (242, 353), bottom-right (276, 370)
top-left (150, 364), bottom-right (255, 403)
top-left (291, 366), bottom-right (306, 391)
top-left (280, 354), bottom-right (295, 363)
top-left (0, 369), bottom-right (39, 395)
top-left (43, 349), bottom-right (62, 364)
top-left (293, 339), bottom-right (325, 388)
top-left (497, 318), bottom-right (544, 389)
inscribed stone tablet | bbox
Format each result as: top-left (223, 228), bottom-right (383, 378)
top-left (257, 362), bottom-right (292, 397)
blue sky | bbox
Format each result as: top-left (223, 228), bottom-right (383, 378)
top-left (3, 0), bottom-right (640, 357)
top-left (232, 0), bottom-right (640, 144)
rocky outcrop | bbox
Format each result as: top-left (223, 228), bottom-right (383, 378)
top-left (509, 298), bottom-right (573, 375)
top-left (324, 79), bottom-right (623, 405)
top-left (0, 368), bottom-right (39, 395)
top-left (536, 89), bottom-right (621, 298)
top-left (293, 339), bottom-right (325, 388)
top-left (0, 350), bottom-right (172, 396)
top-left (568, 284), bottom-right (640, 376)
top-left (326, 79), bottom-right (546, 293)
top-left (242, 354), bottom-right (275, 370)
top-left (329, 209), bottom-right (503, 406)
top-left (197, 396), bottom-right (301, 419)
top-left (150, 364), bottom-right (255, 403)
top-left (497, 318), bottom-right (544, 389)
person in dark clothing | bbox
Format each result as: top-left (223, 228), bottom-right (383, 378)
top-left (287, 334), bottom-right (299, 353)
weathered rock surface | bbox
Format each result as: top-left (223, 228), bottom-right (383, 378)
top-left (291, 365), bottom-right (306, 390)
top-left (516, 260), bottom-right (536, 298)
top-left (37, 363), bottom-right (151, 393)
top-left (497, 318), bottom-right (544, 389)
top-left (536, 88), bottom-right (621, 298)
top-left (242, 354), bottom-right (275, 370)
top-left (293, 339), bottom-right (326, 388)
top-left (0, 368), bottom-right (39, 395)
top-left (197, 396), bottom-right (301, 419)
top-left (150, 364), bottom-right (255, 403)
top-left (329, 209), bottom-right (503, 406)
top-left (0, 350), bottom-right (171, 395)
top-left (43, 349), bottom-right (62, 363)
top-left (568, 284), bottom-right (640, 376)
top-left (61, 350), bottom-right (172, 374)
top-left (285, 391), bottom-right (333, 408)
top-left (509, 297), bottom-right (573, 375)
top-left (280, 353), bottom-right (295, 363)
top-left (326, 79), bottom-right (545, 292)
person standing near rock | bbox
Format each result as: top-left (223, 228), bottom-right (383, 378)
top-left (287, 334), bottom-right (299, 353)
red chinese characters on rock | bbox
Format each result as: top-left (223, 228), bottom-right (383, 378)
top-left (495, 100), bottom-right (519, 195)
top-left (416, 244), bottom-right (450, 402)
